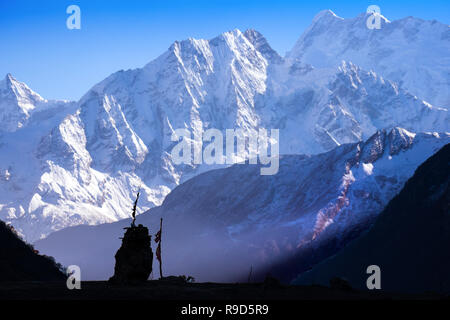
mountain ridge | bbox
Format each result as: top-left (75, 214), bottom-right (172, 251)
top-left (1, 11), bottom-right (449, 242)
top-left (35, 128), bottom-right (449, 281)
top-left (293, 143), bottom-right (450, 293)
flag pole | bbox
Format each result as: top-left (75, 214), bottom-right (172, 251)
top-left (159, 218), bottom-right (163, 278)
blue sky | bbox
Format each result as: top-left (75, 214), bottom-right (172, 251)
top-left (1, 0), bottom-right (449, 100)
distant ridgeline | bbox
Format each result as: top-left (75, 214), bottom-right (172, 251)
top-left (0, 220), bottom-right (65, 281)
top-left (294, 143), bottom-right (450, 293)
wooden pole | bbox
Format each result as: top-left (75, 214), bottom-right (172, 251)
top-left (159, 218), bottom-right (163, 279)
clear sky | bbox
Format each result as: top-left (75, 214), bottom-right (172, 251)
top-left (1, 0), bottom-right (449, 101)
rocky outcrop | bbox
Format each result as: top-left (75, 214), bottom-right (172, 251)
top-left (109, 224), bottom-right (153, 284)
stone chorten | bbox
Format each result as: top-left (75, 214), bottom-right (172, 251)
top-left (109, 224), bottom-right (153, 284)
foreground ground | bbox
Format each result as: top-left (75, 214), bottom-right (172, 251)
top-left (0, 279), bottom-right (446, 300)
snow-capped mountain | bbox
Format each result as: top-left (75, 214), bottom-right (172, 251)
top-left (293, 143), bottom-right (450, 293)
top-left (34, 128), bottom-right (450, 281)
top-left (287, 10), bottom-right (450, 108)
top-left (1, 11), bottom-right (449, 242)
top-left (263, 60), bottom-right (448, 153)
top-left (0, 73), bottom-right (48, 133)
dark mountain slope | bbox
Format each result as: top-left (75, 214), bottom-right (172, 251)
top-left (0, 220), bottom-right (65, 281)
top-left (294, 143), bottom-right (450, 293)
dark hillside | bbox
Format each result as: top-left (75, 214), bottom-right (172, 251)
top-left (0, 220), bottom-right (65, 281)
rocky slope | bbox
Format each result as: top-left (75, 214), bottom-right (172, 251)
top-left (35, 129), bottom-right (449, 282)
top-left (293, 143), bottom-right (450, 293)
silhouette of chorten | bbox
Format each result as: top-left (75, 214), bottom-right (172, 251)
top-left (109, 192), bottom-right (153, 284)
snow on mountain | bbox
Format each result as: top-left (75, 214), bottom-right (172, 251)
top-left (0, 30), bottom-right (271, 241)
top-left (293, 143), bottom-right (450, 293)
top-left (244, 29), bottom-right (283, 64)
top-left (287, 10), bottom-right (450, 108)
top-left (261, 60), bottom-right (448, 153)
top-left (34, 129), bottom-right (449, 281)
top-left (0, 73), bottom-right (46, 132)
top-left (1, 12), bottom-right (449, 242)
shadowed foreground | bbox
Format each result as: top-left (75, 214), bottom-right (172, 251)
top-left (0, 280), bottom-right (445, 300)
top-left (0, 220), bottom-right (65, 282)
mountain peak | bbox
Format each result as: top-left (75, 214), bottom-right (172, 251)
top-left (287, 10), bottom-right (449, 107)
top-left (243, 28), bottom-right (263, 39)
top-left (3, 73), bottom-right (18, 89)
top-left (387, 127), bottom-right (416, 156)
top-left (218, 29), bottom-right (247, 44)
top-left (165, 29), bottom-right (245, 53)
top-left (1, 73), bottom-right (44, 102)
top-left (211, 28), bottom-right (244, 42)
top-left (243, 29), bottom-right (282, 63)
top-left (5, 72), bottom-right (14, 82)
top-left (312, 9), bottom-right (343, 23)
top-left (0, 74), bottom-right (45, 132)
top-left (358, 10), bottom-right (390, 24)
